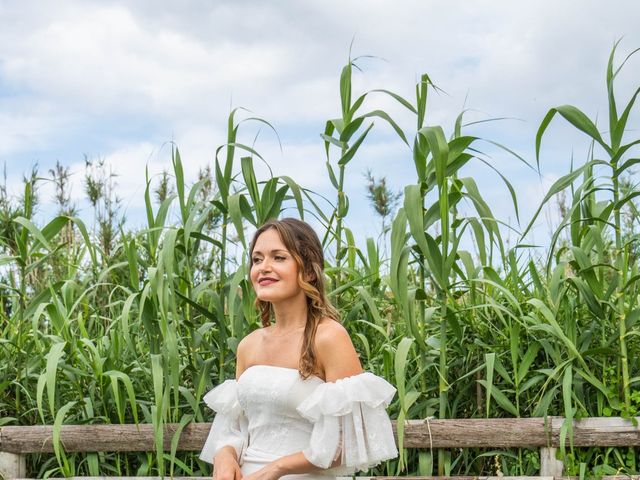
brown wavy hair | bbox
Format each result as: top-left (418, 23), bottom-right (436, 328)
top-left (248, 218), bottom-right (340, 379)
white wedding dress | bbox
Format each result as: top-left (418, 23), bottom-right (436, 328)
top-left (199, 365), bottom-right (398, 479)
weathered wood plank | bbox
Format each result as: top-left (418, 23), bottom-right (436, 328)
top-left (362, 478), bottom-right (555, 480)
top-left (5, 478), bottom-right (559, 480)
top-left (551, 416), bottom-right (640, 447)
top-left (12, 478), bottom-right (210, 480)
top-left (10, 477), bottom-right (640, 480)
top-left (363, 478), bottom-right (639, 480)
top-left (1, 417), bottom-right (639, 454)
top-left (0, 452), bottom-right (26, 480)
top-left (363, 478), bottom-right (638, 480)
top-left (2, 420), bottom-right (549, 452)
top-left (0, 424), bottom-right (211, 454)
top-left (10, 477), bottom-right (554, 480)
top-left (9, 477), bottom-right (640, 480)
top-left (401, 416), bottom-right (640, 447)
top-left (539, 447), bottom-right (563, 477)
top-left (400, 418), bottom-right (551, 448)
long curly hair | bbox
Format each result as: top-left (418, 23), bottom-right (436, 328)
top-left (248, 218), bottom-right (340, 379)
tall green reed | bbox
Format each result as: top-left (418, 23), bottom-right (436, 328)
top-left (0, 42), bottom-right (638, 478)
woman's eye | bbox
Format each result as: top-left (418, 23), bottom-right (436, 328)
top-left (275, 256), bottom-right (285, 261)
top-left (252, 258), bottom-right (262, 263)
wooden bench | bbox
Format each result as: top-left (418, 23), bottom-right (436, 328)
top-left (1, 417), bottom-right (639, 479)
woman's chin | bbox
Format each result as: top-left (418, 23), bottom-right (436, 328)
top-left (256, 292), bottom-right (296, 304)
top-left (256, 293), bottom-right (280, 303)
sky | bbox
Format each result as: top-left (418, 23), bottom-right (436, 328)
top-left (1, 0), bottom-right (639, 258)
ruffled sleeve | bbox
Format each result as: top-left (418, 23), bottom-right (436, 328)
top-left (296, 372), bottom-right (398, 474)
top-left (199, 379), bottom-right (249, 464)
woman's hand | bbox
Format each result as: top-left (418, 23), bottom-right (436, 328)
top-left (213, 448), bottom-right (243, 480)
top-left (242, 462), bottom-right (283, 480)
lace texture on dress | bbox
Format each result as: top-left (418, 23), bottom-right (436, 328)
top-left (199, 379), bottom-right (249, 464)
top-left (296, 372), bottom-right (398, 474)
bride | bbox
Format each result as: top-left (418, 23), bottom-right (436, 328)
top-left (200, 218), bottom-right (398, 480)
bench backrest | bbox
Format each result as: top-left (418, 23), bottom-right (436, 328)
top-left (1, 417), bottom-right (639, 479)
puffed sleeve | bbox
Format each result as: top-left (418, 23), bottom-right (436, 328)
top-left (296, 372), bottom-right (398, 474)
top-left (199, 379), bottom-right (248, 464)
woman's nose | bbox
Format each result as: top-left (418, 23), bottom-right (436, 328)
top-left (260, 258), bottom-right (272, 271)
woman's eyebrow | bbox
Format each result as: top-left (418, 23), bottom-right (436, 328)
top-left (252, 249), bottom-right (289, 255)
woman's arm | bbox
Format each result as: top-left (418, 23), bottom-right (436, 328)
top-left (272, 442), bottom-right (344, 474)
top-left (213, 446), bottom-right (242, 480)
top-left (210, 335), bottom-right (253, 480)
top-left (241, 450), bottom-right (346, 480)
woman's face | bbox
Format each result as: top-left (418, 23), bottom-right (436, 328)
top-left (250, 228), bottom-right (303, 304)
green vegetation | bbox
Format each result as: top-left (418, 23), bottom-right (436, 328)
top-left (1, 43), bottom-right (639, 478)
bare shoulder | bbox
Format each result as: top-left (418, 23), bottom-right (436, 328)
top-left (315, 318), bottom-right (351, 347)
top-left (315, 318), bottom-right (363, 382)
top-left (236, 328), bottom-right (262, 378)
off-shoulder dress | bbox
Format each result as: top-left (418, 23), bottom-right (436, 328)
top-left (199, 365), bottom-right (398, 479)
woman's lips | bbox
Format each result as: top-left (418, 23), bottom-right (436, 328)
top-left (259, 279), bottom-right (278, 286)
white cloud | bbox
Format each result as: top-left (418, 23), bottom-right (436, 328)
top-left (0, 0), bottom-right (638, 246)
top-left (0, 100), bottom-right (73, 157)
top-left (0, 4), bottom-right (289, 115)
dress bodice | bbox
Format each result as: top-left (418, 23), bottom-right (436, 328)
top-left (237, 365), bottom-right (324, 456)
top-left (199, 364), bottom-right (398, 477)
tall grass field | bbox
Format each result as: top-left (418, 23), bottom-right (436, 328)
top-left (1, 43), bottom-right (639, 478)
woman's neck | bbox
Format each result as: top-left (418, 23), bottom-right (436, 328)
top-left (271, 293), bottom-right (308, 331)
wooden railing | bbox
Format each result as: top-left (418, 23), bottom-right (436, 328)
top-left (1, 417), bottom-right (639, 479)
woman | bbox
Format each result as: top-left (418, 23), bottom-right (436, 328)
top-left (200, 218), bottom-right (398, 480)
